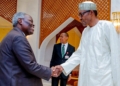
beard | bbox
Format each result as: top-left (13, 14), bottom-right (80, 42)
top-left (81, 20), bottom-right (87, 27)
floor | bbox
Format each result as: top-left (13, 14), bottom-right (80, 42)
top-left (42, 79), bottom-right (72, 86)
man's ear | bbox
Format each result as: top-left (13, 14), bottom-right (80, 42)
top-left (18, 18), bottom-right (22, 25)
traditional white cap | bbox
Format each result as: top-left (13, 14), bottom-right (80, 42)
top-left (79, 1), bottom-right (97, 10)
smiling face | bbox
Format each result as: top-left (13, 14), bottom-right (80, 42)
top-left (59, 33), bottom-right (68, 44)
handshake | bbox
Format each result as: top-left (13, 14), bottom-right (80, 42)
top-left (51, 65), bottom-right (63, 77)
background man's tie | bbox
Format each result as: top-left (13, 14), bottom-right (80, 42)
top-left (61, 45), bottom-right (65, 58)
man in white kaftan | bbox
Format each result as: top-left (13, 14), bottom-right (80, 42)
top-left (54, 1), bottom-right (120, 86)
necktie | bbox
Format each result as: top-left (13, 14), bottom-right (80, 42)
top-left (61, 45), bottom-right (65, 58)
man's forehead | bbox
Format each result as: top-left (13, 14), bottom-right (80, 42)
top-left (79, 10), bottom-right (86, 12)
top-left (60, 33), bottom-right (64, 36)
top-left (60, 33), bottom-right (65, 35)
top-left (60, 33), bottom-right (68, 37)
top-left (25, 15), bottom-right (33, 22)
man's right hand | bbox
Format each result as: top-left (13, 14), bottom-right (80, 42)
top-left (51, 65), bottom-right (63, 77)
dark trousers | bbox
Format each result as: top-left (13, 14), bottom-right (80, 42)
top-left (51, 76), bottom-right (68, 86)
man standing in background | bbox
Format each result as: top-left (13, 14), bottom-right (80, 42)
top-left (50, 32), bottom-right (75, 86)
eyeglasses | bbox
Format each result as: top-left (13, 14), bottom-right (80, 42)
top-left (23, 20), bottom-right (35, 28)
top-left (79, 10), bottom-right (90, 17)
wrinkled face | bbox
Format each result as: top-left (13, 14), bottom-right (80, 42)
top-left (79, 10), bottom-right (92, 26)
top-left (21, 15), bottom-right (35, 35)
top-left (59, 33), bottom-right (68, 44)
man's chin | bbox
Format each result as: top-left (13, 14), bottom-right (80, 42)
top-left (29, 32), bottom-right (34, 35)
top-left (82, 24), bottom-right (87, 27)
top-left (81, 23), bottom-right (87, 27)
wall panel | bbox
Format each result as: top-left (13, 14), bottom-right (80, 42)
top-left (40, 0), bottom-right (111, 46)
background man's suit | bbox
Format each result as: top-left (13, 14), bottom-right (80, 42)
top-left (0, 27), bottom-right (51, 86)
top-left (50, 43), bottom-right (75, 86)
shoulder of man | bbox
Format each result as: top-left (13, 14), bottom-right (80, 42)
top-left (3, 28), bottom-right (24, 42)
top-left (100, 20), bottom-right (113, 25)
top-left (68, 43), bottom-right (75, 48)
top-left (10, 28), bottom-right (25, 38)
top-left (55, 43), bottom-right (61, 46)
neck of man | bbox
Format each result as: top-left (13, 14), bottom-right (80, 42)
top-left (16, 25), bottom-right (27, 36)
top-left (89, 17), bottom-right (99, 27)
top-left (62, 42), bottom-right (67, 44)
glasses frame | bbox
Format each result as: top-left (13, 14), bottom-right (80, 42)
top-left (79, 10), bottom-right (90, 17)
top-left (23, 19), bottom-right (35, 28)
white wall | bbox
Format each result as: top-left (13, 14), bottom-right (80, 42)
top-left (17, 0), bottom-right (42, 58)
top-left (44, 37), bottom-right (56, 67)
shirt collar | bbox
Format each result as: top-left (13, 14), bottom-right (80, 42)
top-left (22, 32), bottom-right (26, 36)
top-left (62, 42), bottom-right (68, 46)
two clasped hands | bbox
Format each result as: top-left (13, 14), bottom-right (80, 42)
top-left (51, 65), bottom-right (63, 77)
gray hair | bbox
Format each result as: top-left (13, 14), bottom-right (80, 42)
top-left (12, 12), bottom-right (26, 27)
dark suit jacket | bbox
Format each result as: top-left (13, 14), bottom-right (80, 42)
top-left (50, 43), bottom-right (75, 79)
top-left (0, 27), bottom-right (51, 86)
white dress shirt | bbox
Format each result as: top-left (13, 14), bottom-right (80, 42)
top-left (61, 43), bottom-right (68, 54)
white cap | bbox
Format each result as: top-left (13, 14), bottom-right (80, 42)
top-left (79, 1), bottom-right (97, 10)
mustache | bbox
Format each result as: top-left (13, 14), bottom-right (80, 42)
top-left (81, 20), bottom-right (87, 27)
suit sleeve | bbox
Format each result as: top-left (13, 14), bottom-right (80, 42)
top-left (70, 46), bottom-right (75, 74)
top-left (73, 46), bottom-right (75, 52)
top-left (61, 39), bottom-right (84, 76)
top-left (12, 36), bottom-right (51, 81)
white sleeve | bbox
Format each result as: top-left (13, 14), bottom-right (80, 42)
top-left (105, 22), bottom-right (120, 86)
top-left (61, 38), bottom-right (83, 76)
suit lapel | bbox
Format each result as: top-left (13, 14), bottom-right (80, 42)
top-left (58, 43), bottom-right (62, 58)
top-left (58, 43), bottom-right (71, 58)
top-left (63, 44), bottom-right (70, 58)
top-left (66, 44), bottom-right (70, 54)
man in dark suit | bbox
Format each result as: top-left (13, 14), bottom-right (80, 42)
top-left (0, 12), bottom-right (56, 86)
top-left (50, 32), bottom-right (75, 86)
